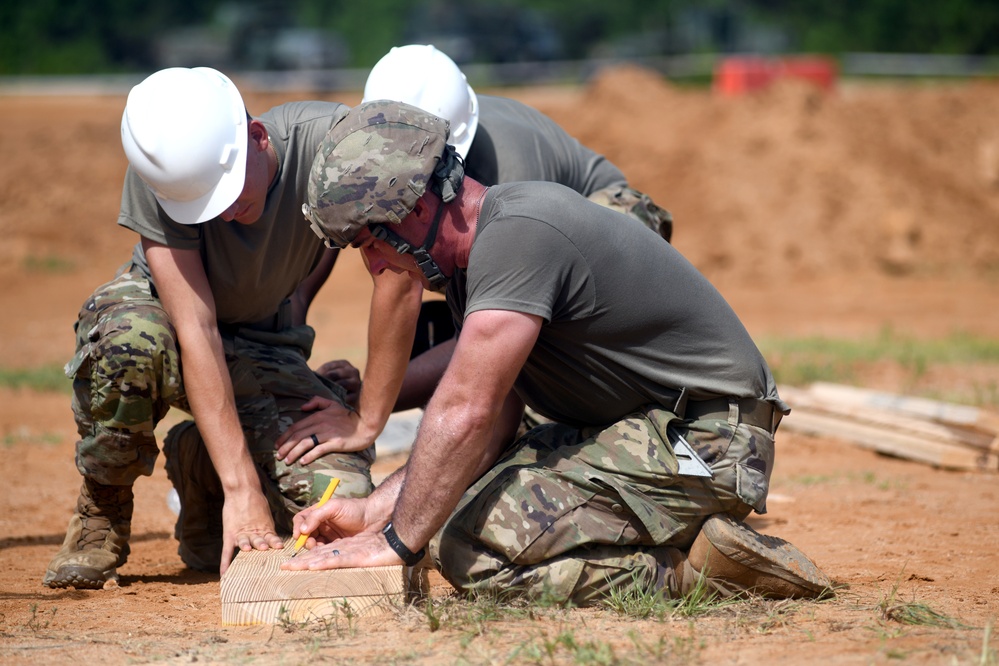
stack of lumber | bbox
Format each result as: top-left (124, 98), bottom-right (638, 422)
top-left (779, 382), bottom-right (999, 472)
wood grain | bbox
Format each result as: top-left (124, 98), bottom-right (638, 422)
top-left (220, 543), bottom-right (408, 625)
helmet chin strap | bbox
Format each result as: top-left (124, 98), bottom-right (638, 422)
top-left (368, 144), bottom-right (465, 292)
top-left (370, 199), bottom-right (449, 292)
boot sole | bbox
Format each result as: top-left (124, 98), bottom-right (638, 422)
top-left (43, 564), bottom-right (119, 590)
top-left (697, 513), bottom-right (832, 598)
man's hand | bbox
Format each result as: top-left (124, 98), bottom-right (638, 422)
top-left (275, 396), bottom-right (376, 463)
top-left (315, 359), bottom-right (361, 407)
top-left (281, 530), bottom-right (402, 571)
top-left (289, 494), bottom-right (376, 547)
top-left (220, 488), bottom-right (284, 575)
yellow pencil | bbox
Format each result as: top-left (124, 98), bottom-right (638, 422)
top-left (291, 476), bottom-right (340, 557)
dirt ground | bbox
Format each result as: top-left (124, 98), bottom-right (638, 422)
top-left (1, 67), bottom-right (998, 664)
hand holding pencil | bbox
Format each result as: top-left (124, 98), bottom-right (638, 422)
top-left (291, 477), bottom-right (339, 557)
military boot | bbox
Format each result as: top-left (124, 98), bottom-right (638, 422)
top-left (659, 513), bottom-right (832, 599)
top-left (43, 479), bottom-right (133, 589)
top-left (163, 421), bottom-right (224, 573)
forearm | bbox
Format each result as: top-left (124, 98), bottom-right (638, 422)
top-left (179, 327), bottom-right (260, 494)
top-left (391, 392), bottom-right (506, 551)
top-left (386, 310), bottom-right (540, 552)
top-left (353, 268), bottom-right (424, 437)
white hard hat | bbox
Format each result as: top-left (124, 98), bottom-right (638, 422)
top-left (363, 44), bottom-right (479, 158)
top-left (121, 67), bottom-right (248, 224)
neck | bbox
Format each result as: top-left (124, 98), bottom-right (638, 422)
top-left (266, 143), bottom-right (280, 188)
top-left (449, 179), bottom-right (487, 270)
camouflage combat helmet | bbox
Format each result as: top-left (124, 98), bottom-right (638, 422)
top-left (303, 100), bottom-right (464, 248)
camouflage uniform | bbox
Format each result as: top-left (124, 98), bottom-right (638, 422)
top-left (586, 185), bottom-right (674, 243)
top-left (65, 263), bottom-right (374, 569)
top-left (431, 406), bottom-right (773, 606)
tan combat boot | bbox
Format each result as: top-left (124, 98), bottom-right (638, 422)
top-left (660, 513), bottom-right (832, 599)
top-left (43, 479), bottom-right (133, 589)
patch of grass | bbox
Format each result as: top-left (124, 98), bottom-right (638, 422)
top-left (273, 600), bottom-right (359, 638)
top-left (0, 365), bottom-right (71, 393)
top-left (847, 470), bottom-right (909, 492)
top-left (420, 588), bottom-right (534, 637)
top-left (876, 572), bottom-right (972, 631)
top-left (24, 604), bottom-right (57, 632)
top-left (627, 623), bottom-right (705, 664)
top-left (512, 628), bottom-right (618, 666)
top-left (758, 328), bottom-right (999, 407)
top-left (23, 254), bottom-right (75, 274)
top-left (603, 568), bottom-right (744, 621)
top-left (1, 429), bottom-right (62, 447)
top-left (780, 472), bottom-right (841, 487)
top-left (979, 621), bottom-right (997, 666)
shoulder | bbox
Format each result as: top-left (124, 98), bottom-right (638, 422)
top-left (260, 101), bottom-right (350, 137)
top-left (478, 95), bottom-right (544, 123)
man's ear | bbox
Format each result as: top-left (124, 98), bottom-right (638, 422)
top-left (248, 119), bottom-right (269, 151)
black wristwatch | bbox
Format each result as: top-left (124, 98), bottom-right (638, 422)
top-left (382, 521), bottom-right (426, 566)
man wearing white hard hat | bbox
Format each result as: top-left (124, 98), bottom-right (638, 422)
top-left (43, 67), bottom-right (376, 589)
top-left (293, 44), bottom-right (673, 462)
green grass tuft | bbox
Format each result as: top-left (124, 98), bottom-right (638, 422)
top-left (0, 365), bottom-right (71, 393)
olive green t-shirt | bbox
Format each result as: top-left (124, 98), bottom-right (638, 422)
top-left (446, 181), bottom-right (783, 428)
top-left (118, 101), bottom-right (349, 325)
top-left (465, 95), bottom-right (627, 194)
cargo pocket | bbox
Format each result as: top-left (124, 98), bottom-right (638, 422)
top-left (460, 464), bottom-right (599, 565)
top-left (734, 425), bottom-right (775, 514)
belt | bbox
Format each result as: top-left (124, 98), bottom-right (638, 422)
top-left (684, 396), bottom-right (781, 434)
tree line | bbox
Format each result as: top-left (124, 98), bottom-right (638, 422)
top-left (2, 0), bottom-right (997, 75)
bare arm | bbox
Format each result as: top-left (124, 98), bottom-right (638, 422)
top-left (143, 238), bottom-right (284, 574)
top-left (283, 308), bottom-right (538, 570)
top-left (392, 309), bottom-right (536, 549)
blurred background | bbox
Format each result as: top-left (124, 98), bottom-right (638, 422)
top-left (2, 0), bottom-right (998, 87)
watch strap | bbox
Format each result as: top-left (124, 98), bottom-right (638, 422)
top-left (382, 521), bottom-right (425, 566)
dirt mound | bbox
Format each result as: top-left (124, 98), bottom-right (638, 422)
top-left (542, 66), bottom-right (999, 283)
top-left (3, 69), bottom-right (998, 288)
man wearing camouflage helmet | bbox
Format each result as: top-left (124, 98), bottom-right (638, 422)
top-left (274, 43), bottom-right (673, 462)
top-left (43, 67), bottom-right (382, 589)
top-left (283, 100), bottom-right (832, 605)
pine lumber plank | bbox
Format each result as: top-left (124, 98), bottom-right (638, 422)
top-left (780, 385), bottom-right (998, 452)
top-left (803, 382), bottom-right (999, 437)
top-left (222, 596), bottom-right (399, 626)
top-left (220, 543), bottom-right (407, 625)
top-left (781, 410), bottom-right (999, 472)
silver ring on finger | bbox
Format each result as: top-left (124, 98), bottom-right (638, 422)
top-left (310, 433), bottom-right (319, 447)
top-left (331, 549), bottom-right (340, 557)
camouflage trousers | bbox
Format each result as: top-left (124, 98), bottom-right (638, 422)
top-left (431, 404), bottom-right (774, 606)
top-left (587, 184), bottom-right (674, 243)
top-left (65, 265), bottom-right (374, 545)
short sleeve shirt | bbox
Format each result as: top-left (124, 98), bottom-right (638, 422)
top-left (118, 101), bottom-right (349, 325)
top-left (465, 96), bottom-right (627, 194)
top-left (445, 182), bottom-right (781, 427)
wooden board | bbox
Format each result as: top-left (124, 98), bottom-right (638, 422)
top-left (220, 543), bottom-right (408, 625)
top-left (780, 385), bottom-right (999, 452)
top-left (803, 382), bottom-right (999, 438)
top-left (782, 410), bottom-right (999, 472)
